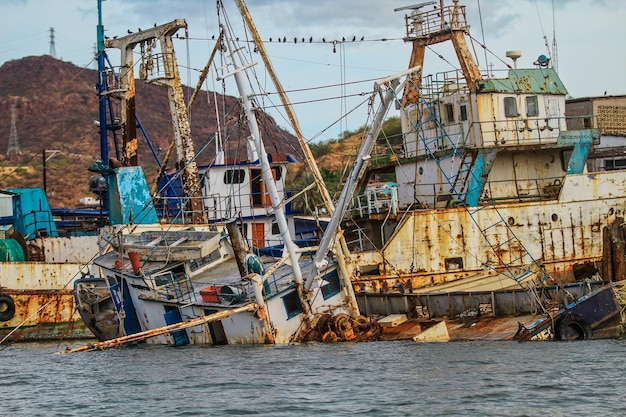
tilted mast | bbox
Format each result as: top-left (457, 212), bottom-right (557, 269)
top-left (313, 68), bottom-right (421, 273)
top-left (219, 26), bottom-right (305, 285)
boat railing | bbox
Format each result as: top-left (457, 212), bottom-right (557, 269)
top-left (147, 270), bottom-right (197, 303)
top-left (403, 121), bottom-right (468, 158)
top-left (431, 173), bottom-right (564, 208)
top-left (140, 52), bottom-right (177, 82)
top-left (564, 113), bottom-right (598, 132)
top-left (101, 68), bottom-right (126, 98)
top-left (403, 4), bottom-right (469, 39)
top-left (156, 192), bottom-right (295, 224)
top-left (406, 115), bottom-right (571, 158)
top-left (420, 70), bottom-right (470, 99)
top-left (351, 184), bottom-right (398, 217)
top-left (475, 115), bottom-right (564, 147)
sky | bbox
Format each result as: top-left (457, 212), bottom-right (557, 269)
top-left (1, 0), bottom-right (625, 143)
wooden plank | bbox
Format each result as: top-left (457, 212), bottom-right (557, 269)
top-left (62, 303), bottom-right (258, 353)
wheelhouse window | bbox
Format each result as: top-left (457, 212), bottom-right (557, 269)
top-left (526, 96), bottom-right (539, 117)
top-left (459, 104), bottom-right (468, 121)
top-left (224, 169), bottom-right (245, 184)
top-left (320, 269), bottom-right (341, 300)
top-left (504, 97), bottom-right (518, 118)
top-left (444, 103), bottom-right (454, 123)
top-left (282, 290), bottom-right (303, 319)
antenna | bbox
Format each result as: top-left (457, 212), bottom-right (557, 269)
top-left (394, 1), bottom-right (436, 12)
top-left (7, 103), bottom-right (20, 158)
top-left (49, 27), bottom-right (57, 58)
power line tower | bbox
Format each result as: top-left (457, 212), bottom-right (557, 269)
top-left (7, 103), bottom-right (20, 158)
top-left (49, 27), bottom-right (57, 58)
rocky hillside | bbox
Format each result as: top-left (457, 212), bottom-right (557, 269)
top-left (0, 55), bottom-right (300, 207)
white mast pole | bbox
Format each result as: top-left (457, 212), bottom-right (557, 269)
top-left (221, 26), bottom-right (304, 284)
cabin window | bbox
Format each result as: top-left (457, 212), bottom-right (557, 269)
top-left (273, 166), bottom-right (282, 181)
top-left (583, 118), bottom-right (592, 128)
top-left (320, 269), bottom-right (341, 300)
top-left (605, 159), bottom-right (626, 171)
top-left (224, 169), bottom-right (245, 184)
top-left (250, 168), bottom-right (280, 207)
top-left (504, 97), bottom-right (518, 118)
top-left (445, 257), bottom-right (463, 270)
top-left (271, 222), bottom-right (280, 235)
top-left (444, 103), bottom-right (454, 123)
top-left (561, 150), bottom-right (572, 171)
top-left (459, 104), bottom-right (468, 121)
top-left (282, 290), bottom-right (303, 319)
top-left (526, 96), bottom-right (539, 116)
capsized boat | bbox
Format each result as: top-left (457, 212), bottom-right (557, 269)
top-left (71, 0), bottom-right (405, 349)
top-left (343, 1), bottom-right (625, 340)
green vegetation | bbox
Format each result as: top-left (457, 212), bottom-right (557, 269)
top-left (288, 117), bottom-right (402, 214)
top-left (377, 116), bottom-right (402, 146)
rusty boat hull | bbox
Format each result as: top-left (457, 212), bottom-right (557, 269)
top-left (0, 235), bottom-right (99, 343)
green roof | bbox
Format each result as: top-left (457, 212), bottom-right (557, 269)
top-left (478, 68), bottom-right (568, 95)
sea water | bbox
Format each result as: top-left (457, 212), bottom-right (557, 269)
top-left (0, 339), bottom-right (625, 416)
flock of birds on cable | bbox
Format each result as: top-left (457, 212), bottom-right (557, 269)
top-left (116, 27), bottom-right (371, 47)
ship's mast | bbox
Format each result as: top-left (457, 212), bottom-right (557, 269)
top-left (220, 26), bottom-right (304, 285)
top-left (96, 0), bottom-right (108, 165)
top-left (233, 0), bottom-right (360, 315)
top-left (400, 0), bottom-right (482, 106)
top-left (105, 21), bottom-right (206, 223)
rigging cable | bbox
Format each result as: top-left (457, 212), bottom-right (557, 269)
top-left (532, 0), bottom-right (553, 66)
top-left (476, 0), bottom-right (489, 73)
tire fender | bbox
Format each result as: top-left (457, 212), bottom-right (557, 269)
top-left (0, 294), bottom-right (16, 322)
top-left (555, 312), bottom-right (592, 341)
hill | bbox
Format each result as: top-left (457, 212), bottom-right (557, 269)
top-left (0, 55), bottom-right (300, 207)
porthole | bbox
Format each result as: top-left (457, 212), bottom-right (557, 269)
top-left (551, 213), bottom-right (558, 221)
top-left (507, 217), bottom-right (515, 225)
top-left (418, 167), bottom-right (424, 175)
top-left (609, 207), bottom-right (614, 215)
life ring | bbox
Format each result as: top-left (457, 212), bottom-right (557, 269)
top-left (555, 312), bottom-right (592, 341)
top-left (0, 294), bottom-right (16, 322)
